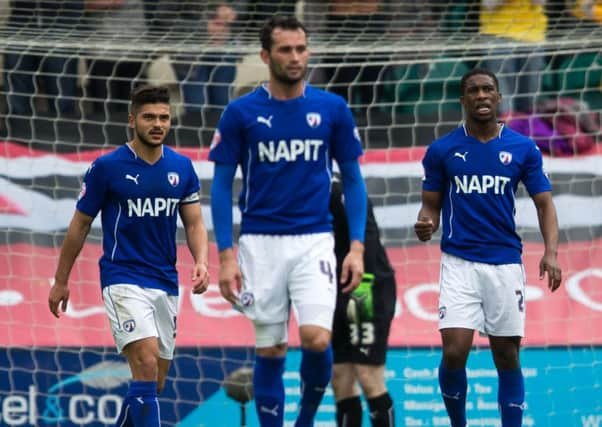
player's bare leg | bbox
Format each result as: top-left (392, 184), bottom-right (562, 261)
top-left (332, 363), bottom-right (360, 400)
top-left (116, 337), bottom-right (161, 427)
top-left (490, 336), bottom-right (524, 427)
top-left (157, 357), bottom-right (171, 394)
top-left (439, 328), bottom-right (474, 427)
top-left (332, 363), bottom-right (362, 427)
top-left (354, 364), bottom-right (394, 427)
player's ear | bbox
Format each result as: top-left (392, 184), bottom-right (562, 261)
top-left (260, 48), bottom-right (270, 65)
top-left (127, 112), bottom-right (135, 128)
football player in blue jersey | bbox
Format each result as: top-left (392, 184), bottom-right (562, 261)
top-left (209, 15), bottom-right (368, 427)
top-left (48, 85), bottom-right (210, 427)
top-left (414, 68), bottom-right (562, 427)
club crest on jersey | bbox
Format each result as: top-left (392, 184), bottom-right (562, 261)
top-left (167, 172), bottom-right (180, 187)
top-left (123, 319), bottom-right (136, 333)
top-left (499, 151), bottom-right (513, 165)
top-left (306, 112), bottom-right (321, 128)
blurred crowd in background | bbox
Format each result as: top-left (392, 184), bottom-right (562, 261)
top-left (0, 0), bottom-right (600, 153)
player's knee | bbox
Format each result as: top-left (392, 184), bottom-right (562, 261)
top-left (127, 352), bottom-right (160, 380)
top-left (256, 343), bottom-right (288, 358)
top-left (331, 379), bottom-right (359, 400)
top-left (300, 333), bottom-right (330, 352)
top-left (331, 367), bottom-right (358, 399)
top-left (299, 325), bottom-right (331, 352)
top-left (355, 366), bottom-right (386, 398)
top-left (492, 347), bottom-right (520, 370)
top-left (441, 345), bottom-right (470, 368)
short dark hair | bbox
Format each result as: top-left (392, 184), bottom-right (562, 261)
top-left (259, 15), bottom-right (308, 51)
top-left (460, 68), bottom-right (499, 94)
top-left (130, 85), bottom-right (170, 113)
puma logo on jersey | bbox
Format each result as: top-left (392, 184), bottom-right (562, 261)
top-left (257, 115), bottom-right (273, 128)
top-left (454, 175), bottom-right (510, 194)
top-left (454, 151), bottom-right (468, 161)
top-left (259, 405), bottom-right (279, 417)
top-left (125, 174), bottom-right (139, 185)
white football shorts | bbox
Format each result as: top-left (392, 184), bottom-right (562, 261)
top-left (103, 284), bottom-right (179, 359)
top-left (237, 233), bottom-right (337, 347)
top-left (438, 252), bottom-right (526, 337)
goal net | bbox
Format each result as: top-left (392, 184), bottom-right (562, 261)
top-left (0, 1), bottom-right (601, 426)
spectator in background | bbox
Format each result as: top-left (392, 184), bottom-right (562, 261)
top-left (478, 0), bottom-right (548, 114)
top-left (570, 0), bottom-right (602, 23)
top-left (149, 1), bottom-right (238, 115)
top-left (238, 0), bottom-right (296, 35)
top-left (3, 1), bottom-right (84, 117)
top-left (84, 0), bottom-right (147, 115)
top-left (304, 0), bottom-right (390, 114)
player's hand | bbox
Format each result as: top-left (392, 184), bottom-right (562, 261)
top-left (540, 252), bottom-right (562, 292)
top-left (218, 253), bottom-right (242, 305)
top-left (414, 217), bottom-right (434, 241)
top-left (48, 280), bottom-right (70, 319)
top-left (340, 243), bottom-right (364, 294)
top-left (191, 262), bottom-right (210, 294)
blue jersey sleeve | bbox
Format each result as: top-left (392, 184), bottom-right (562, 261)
top-left (181, 159), bottom-right (201, 204)
top-left (211, 163), bottom-right (237, 251)
top-left (76, 159), bottom-right (107, 218)
top-left (421, 144), bottom-right (445, 192)
top-left (208, 105), bottom-right (243, 165)
top-left (521, 143), bottom-right (552, 195)
top-left (331, 97), bottom-right (363, 163)
top-left (339, 161), bottom-right (368, 242)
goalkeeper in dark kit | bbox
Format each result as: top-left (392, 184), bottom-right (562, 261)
top-left (329, 176), bottom-right (397, 427)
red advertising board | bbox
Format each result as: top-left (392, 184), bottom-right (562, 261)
top-left (1, 240), bottom-right (600, 347)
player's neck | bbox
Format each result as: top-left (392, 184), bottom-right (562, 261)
top-left (464, 120), bottom-right (501, 143)
top-left (266, 79), bottom-right (305, 100)
top-left (128, 140), bottom-right (163, 164)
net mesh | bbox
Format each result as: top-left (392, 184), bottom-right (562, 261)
top-left (0, 1), bottom-right (601, 426)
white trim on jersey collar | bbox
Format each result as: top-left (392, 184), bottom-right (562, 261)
top-left (126, 142), bottom-right (137, 158)
top-left (125, 142), bottom-right (165, 158)
top-left (261, 82), bottom-right (308, 99)
top-left (461, 122), bottom-right (505, 139)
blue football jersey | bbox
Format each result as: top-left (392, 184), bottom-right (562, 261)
top-left (209, 84), bottom-right (363, 235)
top-left (422, 124), bottom-right (551, 264)
top-left (77, 144), bottom-right (201, 295)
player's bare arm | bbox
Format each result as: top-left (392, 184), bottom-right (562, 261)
top-left (415, 190), bottom-right (443, 241)
top-left (180, 202), bottom-right (210, 294)
top-left (532, 191), bottom-right (562, 291)
top-left (218, 248), bottom-right (242, 305)
top-left (49, 210), bottom-right (94, 318)
top-left (340, 240), bottom-right (365, 293)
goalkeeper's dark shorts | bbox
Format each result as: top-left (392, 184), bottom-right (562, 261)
top-left (331, 273), bottom-right (396, 366)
